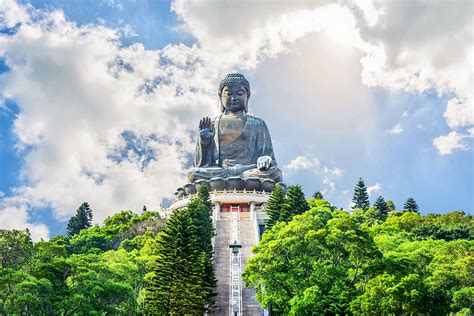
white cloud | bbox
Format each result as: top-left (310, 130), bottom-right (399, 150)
top-left (433, 131), bottom-right (468, 155)
top-left (0, 0), bottom-right (224, 232)
top-left (0, 0), bottom-right (30, 27)
top-left (0, 197), bottom-right (49, 241)
top-left (1, 0), bottom-right (473, 236)
top-left (444, 97), bottom-right (474, 128)
top-left (366, 182), bottom-right (381, 197)
top-left (354, 0), bottom-right (380, 26)
top-left (358, 0), bottom-right (473, 151)
top-left (402, 110), bottom-right (408, 117)
top-left (173, 0), bottom-right (473, 155)
top-left (283, 155), bottom-right (344, 197)
top-left (388, 123), bottom-right (404, 135)
top-left (322, 176), bottom-right (336, 194)
top-left (284, 155), bottom-right (320, 172)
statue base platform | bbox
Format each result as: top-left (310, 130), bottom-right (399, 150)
top-left (173, 177), bottom-right (285, 201)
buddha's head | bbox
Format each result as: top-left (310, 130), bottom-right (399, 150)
top-left (218, 73), bottom-right (250, 113)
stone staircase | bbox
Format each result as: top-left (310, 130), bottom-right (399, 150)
top-left (213, 218), bottom-right (230, 315)
top-left (211, 212), bottom-right (262, 316)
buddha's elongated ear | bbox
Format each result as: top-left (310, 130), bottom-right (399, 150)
top-left (218, 91), bottom-right (224, 112)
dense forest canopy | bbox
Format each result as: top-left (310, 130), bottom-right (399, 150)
top-left (0, 182), bottom-right (472, 315)
top-left (244, 193), bottom-right (473, 315)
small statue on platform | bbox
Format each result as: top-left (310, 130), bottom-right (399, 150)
top-left (187, 73), bottom-right (283, 184)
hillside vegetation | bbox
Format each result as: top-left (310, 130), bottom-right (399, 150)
top-left (0, 181), bottom-right (472, 315)
top-left (244, 185), bottom-right (473, 315)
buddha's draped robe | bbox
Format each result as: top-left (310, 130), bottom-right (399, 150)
top-left (188, 114), bottom-right (282, 182)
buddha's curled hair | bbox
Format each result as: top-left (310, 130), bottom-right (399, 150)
top-left (218, 73), bottom-right (251, 97)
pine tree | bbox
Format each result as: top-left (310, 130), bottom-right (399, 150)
top-left (196, 185), bottom-right (212, 212)
top-left (280, 185), bottom-right (309, 223)
top-left (189, 186), bottom-right (217, 311)
top-left (403, 197), bottom-right (419, 213)
top-left (386, 200), bottom-right (396, 212)
top-left (264, 184), bottom-right (286, 229)
top-left (373, 196), bottom-right (389, 220)
top-left (66, 202), bottom-right (93, 237)
top-left (313, 191), bottom-right (324, 199)
top-left (352, 178), bottom-right (370, 211)
top-left (144, 209), bottom-right (206, 314)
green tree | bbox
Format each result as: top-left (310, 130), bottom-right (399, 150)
top-left (280, 185), bottom-right (309, 223)
top-left (264, 184), bottom-right (286, 229)
top-left (350, 272), bottom-right (427, 315)
top-left (374, 196), bottom-right (390, 221)
top-left (144, 209), bottom-right (207, 314)
top-left (0, 269), bottom-right (54, 315)
top-left (352, 178), bottom-right (370, 211)
top-left (404, 197), bottom-right (419, 213)
top-left (386, 200), bottom-right (396, 212)
top-left (362, 214), bottom-right (474, 315)
top-left (67, 202), bottom-right (93, 237)
top-left (64, 251), bottom-right (139, 314)
top-left (196, 184), bottom-right (212, 211)
top-left (312, 191), bottom-right (323, 199)
top-left (411, 211), bottom-right (473, 241)
top-left (189, 186), bottom-right (217, 311)
top-left (0, 229), bottom-right (33, 269)
top-left (244, 208), bottom-right (381, 315)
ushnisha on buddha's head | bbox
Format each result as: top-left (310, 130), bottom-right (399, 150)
top-left (218, 73), bottom-right (251, 113)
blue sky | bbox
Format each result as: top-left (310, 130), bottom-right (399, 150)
top-left (19, 0), bottom-right (190, 49)
top-left (0, 0), bottom-right (472, 240)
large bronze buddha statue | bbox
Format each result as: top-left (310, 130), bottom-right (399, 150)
top-left (187, 73), bottom-right (283, 185)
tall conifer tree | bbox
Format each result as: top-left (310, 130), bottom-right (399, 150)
top-left (352, 178), bottom-right (370, 211)
top-left (67, 202), bottom-right (93, 237)
top-left (190, 186), bottom-right (217, 311)
top-left (386, 200), bottom-right (396, 212)
top-left (144, 209), bottom-right (206, 314)
top-left (403, 197), bottom-right (419, 213)
top-left (373, 196), bottom-right (389, 220)
top-left (196, 185), bottom-right (212, 211)
top-left (265, 184), bottom-right (286, 229)
top-left (280, 185), bottom-right (309, 223)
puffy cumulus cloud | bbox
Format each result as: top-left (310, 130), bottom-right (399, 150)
top-left (444, 98), bottom-right (474, 129)
top-left (433, 131), bottom-right (468, 155)
top-left (284, 155), bottom-right (320, 172)
top-left (0, 0), bottom-right (228, 233)
top-left (1, 0), bottom-right (472, 236)
top-left (357, 0), bottom-right (473, 149)
top-left (0, 0), bottom-right (30, 27)
top-left (0, 197), bottom-right (49, 241)
top-left (173, 0), bottom-right (473, 154)
top-left (366, 182), bottom-right (381, 197)
top-left (172, 0), bottom-right (372, 69)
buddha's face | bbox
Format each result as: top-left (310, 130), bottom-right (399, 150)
top-left (220, 84), bottom-right (248, 113)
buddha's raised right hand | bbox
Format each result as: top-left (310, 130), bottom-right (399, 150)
top-left (199, 117), bottom-right (214, 146)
